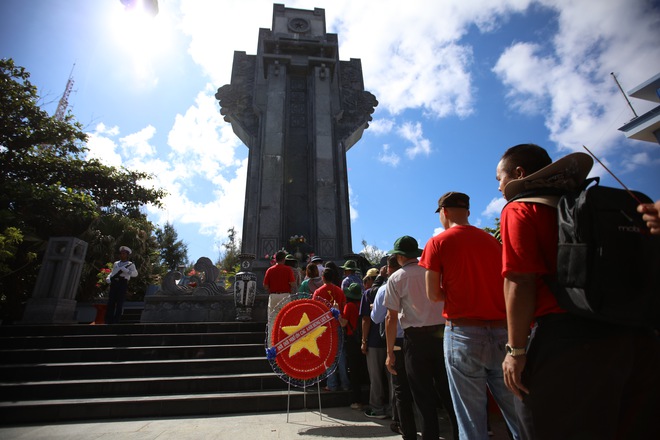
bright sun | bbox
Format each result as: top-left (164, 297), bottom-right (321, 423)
top-left (109, 0), bottom-right (171, 86)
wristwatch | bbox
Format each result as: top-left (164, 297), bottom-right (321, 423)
top-left (506, 344), bottom-right (526, 357)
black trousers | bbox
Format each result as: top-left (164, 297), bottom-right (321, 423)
top-left (392, 343), bottom-right (417, 440)
top-left (517, 314), bottom-right (660, 440)
top-left (404, 325), bottom-right (458, 440)
top-left (345, 335), bottom-right (365, 404)
top-left (105, 278), bottom-right (128, 324)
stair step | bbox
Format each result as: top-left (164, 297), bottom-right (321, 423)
top-left (0, 331), bottom-right (266, 350)
top-left (0, 357), bottom-right (271, 381)
top-left (0, 322), bottom-right (266, 337)
top-left (0, 372), bottom-right (286, 400)
top-left (0, 389), bottom-right (352, 424)
top-left (0, 343), bottom-right (265, 363)
top-left (0, 321), bottom-right (360, 425)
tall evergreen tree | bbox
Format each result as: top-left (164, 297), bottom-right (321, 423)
top-left (156, 222), bottom-right (188, 271)
top-left (218, 227), bottom-right (241, 272)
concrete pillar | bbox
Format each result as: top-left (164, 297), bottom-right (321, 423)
top-left (22, 237), bottom-right (88, 324)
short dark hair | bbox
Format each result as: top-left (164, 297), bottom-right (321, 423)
top-left (500, 143), bottom-right (552, 176)
top-left (387, 254), bottom-right (401, 269)
top-left (322, 268), bottom-right (336, 282)
top-left (275, 250), bottom-right (287, 262)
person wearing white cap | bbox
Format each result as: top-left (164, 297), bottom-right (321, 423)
top-left (105, 245), bottom-right (138, 324)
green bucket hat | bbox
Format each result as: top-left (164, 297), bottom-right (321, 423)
top-left (341, 259), bottom-right (358, 270)
top-left (389, 236), bottom-right (423, 259)
top-left (345, 283), bottom-right (363, 300)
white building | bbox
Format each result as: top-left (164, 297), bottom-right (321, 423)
top-left (618, 73), bottom-right (660, 144)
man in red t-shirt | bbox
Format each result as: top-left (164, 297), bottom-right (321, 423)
top-left (263, 250), bottom-right (296, 294)
top-left (264, 250), bottom-right (296, 338)
top-left (496, 143), bottom-right (660, 439)
top-left (419, 191), bottom-right (520, 440)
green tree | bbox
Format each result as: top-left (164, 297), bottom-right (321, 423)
top-left (79, 213), bottom-right (162, 302)
top-left (0, 58), bottom-right (166, 321)
top-left (218, 227), bottom-right (241, 272)
top-left (483, 218), bottom-right (501, 243)
top-left (156, 222), bottom-right (188, 271)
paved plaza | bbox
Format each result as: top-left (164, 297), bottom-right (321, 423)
top-left (0, 405), bottom-right (511, 439)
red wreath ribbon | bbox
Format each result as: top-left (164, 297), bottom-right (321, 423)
top-left (270, 299), bottom-right (340, 380)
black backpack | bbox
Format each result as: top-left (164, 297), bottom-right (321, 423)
top-left (511, 178), bottom-right (660, 328)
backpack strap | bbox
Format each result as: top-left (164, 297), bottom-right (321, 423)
top-left (506, 187), bottom-right (563, 209)
top-left (506, 177), bottom-right (600, 208)
top-left (512, 195), bottom-right (561, 208)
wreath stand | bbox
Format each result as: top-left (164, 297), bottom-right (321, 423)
top-left (266, 295), bottom-right (343, 423)
top-left (284, 379), bottom-right (325, 422)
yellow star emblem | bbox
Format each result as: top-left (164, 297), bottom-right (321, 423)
top-left (281, 312), bottom-right (327, 357)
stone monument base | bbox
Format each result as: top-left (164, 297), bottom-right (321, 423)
top-left (141, 294), bottom-right (269, 323)
top-left (22, 297), bottom-right (77, 324)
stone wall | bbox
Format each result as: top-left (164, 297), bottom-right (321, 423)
top-left (141, 293), bottom-right (269, 323)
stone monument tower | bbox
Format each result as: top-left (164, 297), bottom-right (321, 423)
top-left (216, 4), bottom-right (377, 277)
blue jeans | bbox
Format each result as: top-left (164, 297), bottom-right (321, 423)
top-left (444, 324), bottom-right (520, 440)
top-left (327, 345), bottom-right (349, 390)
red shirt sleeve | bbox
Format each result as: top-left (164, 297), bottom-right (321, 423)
top-left (501, 202), bottom-right (564, 317)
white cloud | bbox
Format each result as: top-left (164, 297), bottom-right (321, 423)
top-left (94, 123), bottom-right (120, 137)
top-left (378, 144), bottom-right (401, 167)
top-left (85, 126), bottom-right (123, 167)
top-left (368, 118), bottom-right (395, 136)
top-left (167, 89), bottom-right (240, 169)
top-left (177, 0), bottom-right (537, 119)
top-left (621, 151), bottom-right (660, 174)
top-left (493, 0), bottom-right (660, 163)
top-left (120, 125), bottom-right (157, 159)
top-left (178, 0), bottom-right (273, 84)
top-left (398, 121), bottom-right (432, 159)
top-left (483, 197), bottom-right (507, 218)
top-left (323, 0), bottom-right (532, 118)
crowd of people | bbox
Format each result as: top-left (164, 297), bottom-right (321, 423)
top-left (261, 143), bottom-right (660, 440)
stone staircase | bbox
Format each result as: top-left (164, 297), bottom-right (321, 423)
top-left (0, 322), bottom-right (354, 425)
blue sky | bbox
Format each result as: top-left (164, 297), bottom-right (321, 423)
top-left (2, 0), bottom-right (659, 263)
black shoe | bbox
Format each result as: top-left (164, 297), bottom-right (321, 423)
top-left (390, 422), bottom-right (403, 435)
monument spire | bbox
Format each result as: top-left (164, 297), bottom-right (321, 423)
top-left (216, 4), bottom-right (377, 280)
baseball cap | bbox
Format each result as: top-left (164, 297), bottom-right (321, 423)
top-left (435, 192), bottom-right (470, 213)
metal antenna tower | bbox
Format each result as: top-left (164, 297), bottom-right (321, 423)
top-left (54, 64), bottom-right (75, 121)
top-left (611, 72), bottom-right (638, 119)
